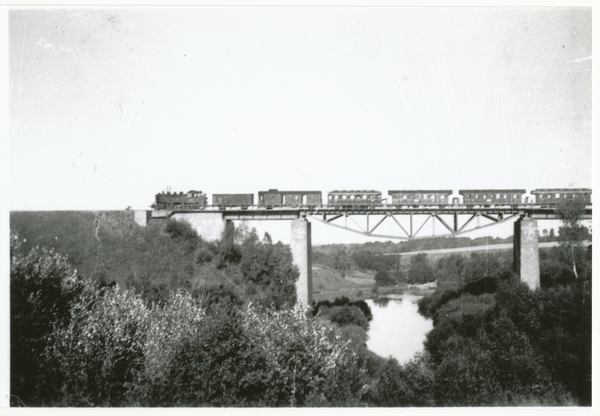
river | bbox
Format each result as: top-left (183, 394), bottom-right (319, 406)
top-left (366, 294), bottom-right (433, 364)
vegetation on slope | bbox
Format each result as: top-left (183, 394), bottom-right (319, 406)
top-left (10, 200), bottom-right (592, 406)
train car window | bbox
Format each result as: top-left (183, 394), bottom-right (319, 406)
top-left (504, 194), bottom-right (507, 198)
top-left (350, 195), bottom-right (355, 200)
top-left (556, 193), bottom-right (560, 198)
top-left (363, 195), bottom-right (367, 199)
top-left (282, 195), bottom-right (286, 204)
top-left (496, 194), bottom-right (500, 198)
top-left (342, 195), bottom-right (347, 200)
top-left (302, 195), bottom-right (307, 204)
top-left (403, 195), bottom-right (407, 200)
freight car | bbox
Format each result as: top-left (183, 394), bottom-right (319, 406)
top-left (258, 189), bottom-right (322, 207)
top-left (212, 194), bottom-right (254, 209)
top-left (459, 189), bottom-right (526, 206)
top-left (531, 188), bottom-right (592, 206)
top-left (328, 190), bottom-right (382, 207)
top-left (388, 190), bottom-right (453, 206)
top-left (155, 190), bottom-right (207, 210)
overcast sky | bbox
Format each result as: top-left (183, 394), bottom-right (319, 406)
top-left (8, 7), bottom-right (592, 244)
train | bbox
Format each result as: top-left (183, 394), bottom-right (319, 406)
top-left (153, 188), bottom-right (592, 210)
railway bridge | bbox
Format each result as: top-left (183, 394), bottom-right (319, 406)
top-left (136, 204), bottom-right (592, 307)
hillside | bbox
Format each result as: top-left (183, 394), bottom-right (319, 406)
top-left (10, 211), bottom-right (252, 303)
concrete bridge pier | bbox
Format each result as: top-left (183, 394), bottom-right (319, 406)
top-left (291, 218), bottom-right (313, 308)
top-left (513, 217), bottom-right (540, 290)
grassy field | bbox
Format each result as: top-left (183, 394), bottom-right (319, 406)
top-left (311, 264), bottom-right (375, 302)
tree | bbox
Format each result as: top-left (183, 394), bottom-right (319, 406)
top-left (263, 232), bottom-right (272, 244)
top-left (408, 253), bottom-right (434, 284)
top-left (375, 269), bottom-right (395, 287)
top-left (556, 199), bottom-right (589, 279)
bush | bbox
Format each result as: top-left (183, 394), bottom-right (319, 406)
top-left (10, 236), bottom-right (85, 406)
top-left (242, 304), bottom-right (363, 406)
top-left (132, 310), bottom-right (268, 407)
top-left (165, 219), bottom-right (199, 241)
top-left (321, 305), bottom-right (369, 330)
top-left (48, 284), bottom-right (150, 406)
top-left (374, 269), bottom-right (396, 286)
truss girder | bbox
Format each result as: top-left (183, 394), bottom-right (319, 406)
top-left (310, 212), bottom-right (522, 240)
top-left (156, 205), bottom-right (590, 239)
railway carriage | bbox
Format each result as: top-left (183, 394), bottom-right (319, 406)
top-left (328, 190), bottom-right (382, 207)
top-left (531, 188), bottom-right (592, 206)
top-left (258, 189), bottom-right (322, 207)
top-left (212, 194), bottom-right (254, 208)
top-left (155, 190), bottom-right (207, 210)
top-left (459, 189), bottom-right (526, 206)
top-left (388, 190), bottom-right (453, 206)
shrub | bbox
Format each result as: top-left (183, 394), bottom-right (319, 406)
top-left (165, 219), bottom-right (199, 241)
top-left (323, 305), bottom-right (369, 330)
top-left (131, 309), bottom-right (267, 407)
top-left (48, 284), bottom-right (150, 406)
top-left (374, 269), bottom-right (395, 286)
top-left (195, 245), bottom-right (214, 264)
top-left (10, 236), bottom-right (85, 406)
top-left (242, 304), bottom-right (364, 406)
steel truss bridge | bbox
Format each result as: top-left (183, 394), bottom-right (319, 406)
top-left (152, 204), bottom-right (592, 240)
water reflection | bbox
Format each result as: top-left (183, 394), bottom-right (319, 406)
top-left (366, 294), bottom-right (433, 364)
top-left (372, 296), bottom-right (391, 307)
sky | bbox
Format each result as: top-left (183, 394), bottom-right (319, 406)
top-left (7, 6), bottom-right (593, 244)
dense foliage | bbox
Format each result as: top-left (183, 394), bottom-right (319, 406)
top-left (312, 296), bottom-right (373, 331)
top-left (10, 234), bottom-right (366, 406)
top-left (10, 212), bottom-right (299, 309)
top-left (418, 277), bottom-right (590, 405)
top-left (10, 204), bottom-right (592, 407)
top-left (414, 202), bottom-right (592, 405)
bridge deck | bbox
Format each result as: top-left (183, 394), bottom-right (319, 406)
top-left (150, 204), bottom-right (592, 221)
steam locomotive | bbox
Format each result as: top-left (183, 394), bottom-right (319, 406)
top-left (154, 188), bottom-right (592, 210)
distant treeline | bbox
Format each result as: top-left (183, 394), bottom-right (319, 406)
top-left (313, 225), bottom-right (590, 287)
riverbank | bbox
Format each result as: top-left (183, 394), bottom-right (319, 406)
top-left (311, 263), bottom-right (435, 302)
